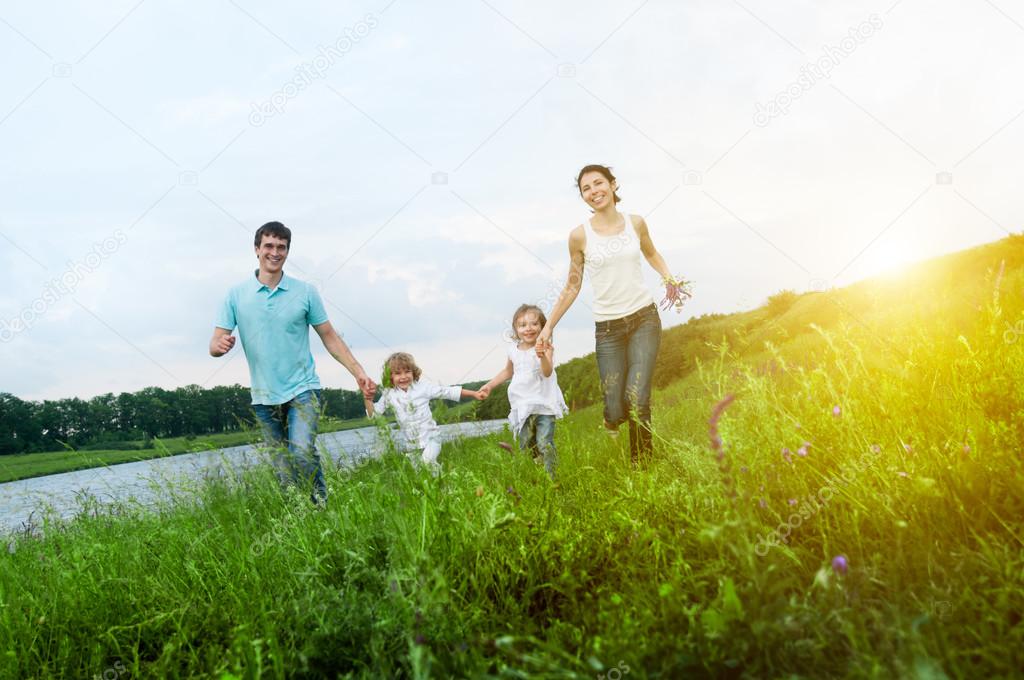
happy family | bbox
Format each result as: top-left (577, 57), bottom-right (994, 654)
top-left (208, 164), bottom-right (691, 504)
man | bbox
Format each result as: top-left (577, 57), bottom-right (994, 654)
top-left (210, 221), bottom-right (375, 504)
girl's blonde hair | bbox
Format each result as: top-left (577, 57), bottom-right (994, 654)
top-left (511, 304), bottom-right (548, 342)
top-left (383, 352), bottom-right (422, 388)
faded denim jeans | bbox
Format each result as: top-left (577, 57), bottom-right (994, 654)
top-left (518, 414), bottom-right (557, 480)
top-left (253, 389), bottom-right (327, 504)
top-left (594, 303), bottom-right (661, 464)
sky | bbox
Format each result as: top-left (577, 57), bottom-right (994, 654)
top-left (1, 0), bottom-right (1022, 401)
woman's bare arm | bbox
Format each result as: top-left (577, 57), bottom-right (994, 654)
top-left (539, 227), bottom-right (586, 345)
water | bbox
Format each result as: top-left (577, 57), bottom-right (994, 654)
top-left (0, 420), bottom-right (507, 536)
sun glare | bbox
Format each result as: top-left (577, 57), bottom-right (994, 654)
top-left (850, 232), bottom-right (928, 281)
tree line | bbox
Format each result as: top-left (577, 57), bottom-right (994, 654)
top-left (0, 385), bottom-right (368, 455)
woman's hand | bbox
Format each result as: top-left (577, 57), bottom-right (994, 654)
top-left (660, 275), bottom-right (693, 313)
top-left (475, 387), bottom-right (490, 400)
top-left (537, 326), bottom-right (553, 349)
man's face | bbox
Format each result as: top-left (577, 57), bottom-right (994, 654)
top-left (256, 234), bottom-right (289, 274)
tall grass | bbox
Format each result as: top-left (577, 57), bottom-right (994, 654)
top-left (1, 268), bottom-right (1022, 677)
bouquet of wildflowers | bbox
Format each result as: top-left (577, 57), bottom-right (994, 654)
top-left (660, 275), bottom-right (694, 313)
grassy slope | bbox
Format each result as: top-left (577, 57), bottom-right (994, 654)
top-left (1, 235), bottom-right (1022, 677)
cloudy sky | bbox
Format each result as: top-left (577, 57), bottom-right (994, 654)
top-left (1, 0), bottom-right (1021, 401)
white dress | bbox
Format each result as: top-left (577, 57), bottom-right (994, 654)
top-left (372, 380), bottom-right (462, 448)
top-left (506, 344), bottom-right (569, 439)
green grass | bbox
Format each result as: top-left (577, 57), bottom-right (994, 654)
top-left (2, 239), bottom-right (1023, 677)
top-left (0, 418), bottom-right (374, 484)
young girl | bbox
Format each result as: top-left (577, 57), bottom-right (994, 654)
top-left (364, 352), bottom-right (483, 473)
top-left (479, 304), bottom-right (568, 480)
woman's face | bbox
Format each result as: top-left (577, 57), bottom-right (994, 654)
top-left (578, 171), bottom-right (615, 211)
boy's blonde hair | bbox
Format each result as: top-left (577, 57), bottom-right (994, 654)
top-left (383, 352), bottom-right (422, 387)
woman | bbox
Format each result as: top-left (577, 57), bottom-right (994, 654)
top-left (537, 164), bottom-right (688, 466)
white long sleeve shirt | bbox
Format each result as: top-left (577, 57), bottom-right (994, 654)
top-left (370, 380), bottom-right (462, 447)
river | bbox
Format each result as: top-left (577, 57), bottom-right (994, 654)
top-left (0, 420), bottom-right (506, 536)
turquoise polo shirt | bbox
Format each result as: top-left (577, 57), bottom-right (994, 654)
top-left (215, 271), bottom-right (329, 405)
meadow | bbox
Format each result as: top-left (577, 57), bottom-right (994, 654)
top-left (1, 236), bottom-right (1022, 678)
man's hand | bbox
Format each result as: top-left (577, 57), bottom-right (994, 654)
top-left (211, 334), bottom-right (235, 357)
top-left (477, 385), bottom-right (492, 399)
top-left (471, 389), bottom-right (487, 401)
top-left (357, 373), bottom-right (377, 399)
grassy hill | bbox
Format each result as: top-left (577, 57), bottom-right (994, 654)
top-left (2, 234), bottom-right (1022, 677)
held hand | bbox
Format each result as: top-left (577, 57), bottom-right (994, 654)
top-left (536, 326), bottom-right (552, 349)
top-left (357, 374), bottom-right (377, 399)
top-left (477, 385), bottom-right (491, 399)
top-left (472, 389), bottom-right (487, 401)
top-left (213, 335), bottom-right (236, 356)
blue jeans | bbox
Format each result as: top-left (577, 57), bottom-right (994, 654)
top-left (594, 303), bottom-right (661, 463)
top-left (518, 414), bottom-right (557, 480)
top-left (252, 389), bottom-right (327, 504)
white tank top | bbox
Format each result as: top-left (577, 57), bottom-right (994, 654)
top-left (582, 213), bottom-right (655, 321)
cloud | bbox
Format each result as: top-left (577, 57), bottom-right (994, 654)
top-left (364, 259), bottom-right (460, 308)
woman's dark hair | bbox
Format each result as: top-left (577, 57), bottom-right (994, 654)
top-left (576, 164), bottom-right (621, 204)
top-left (511, 304), bottom-right (548, 342)
top-left (254, 221), bottom-right (291, 249)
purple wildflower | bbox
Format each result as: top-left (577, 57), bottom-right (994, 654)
top-left (832, 405), bottom-right (842, 417)
top-left (788, 498), bottom-right (797, 506)
top-left (758, 498), bottom-right (767, 508)
top-left (870, 444), bottom-right (881, 454)
top-left (709, 394), bottom-right (736, 432)
top-left (708, 394), bottom-right (737, 502)
top-left (796, 445), bottom-right (808, 457)
top-left (903, 443), bottom-right (913, 454)
top-left (782, 447), bottom-right (793, 463)
top-left (831, 555), bottom-right (848, 575)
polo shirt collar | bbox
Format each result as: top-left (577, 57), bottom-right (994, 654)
top-left (251, 270), bottom-right (292, 292)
